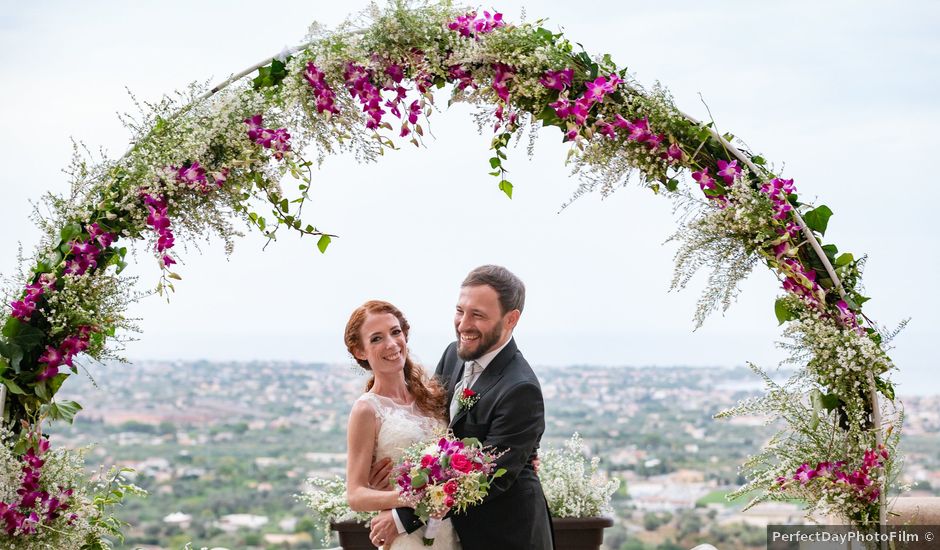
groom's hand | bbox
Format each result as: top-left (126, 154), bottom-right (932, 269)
top-left (369, 457), bottom-right (392, 490)
top-left (370, 510), bottom-right (399, 548)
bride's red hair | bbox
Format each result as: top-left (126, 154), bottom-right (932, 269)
top-left (344, 300), bottom-right (446, 421)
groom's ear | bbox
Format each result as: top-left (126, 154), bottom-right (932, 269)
top-left (504, 309), bottom-right (521, 331)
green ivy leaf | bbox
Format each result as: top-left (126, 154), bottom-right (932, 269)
top-left (0, 339), bottom-right (24, 373)
top-left (35, 381), bottom-right (49, 402)
top-left (489, 157), bottom-right (501, 169)
top-left (752, 156), bottom-right (766, 166)
top-left (12, 323), bottom-right (45, 354)
top-left (835, 253), bottom-right (854, 267)
top-left (411, 471), bottom-right (428, 489)
top-left (252, 58), bottom-right (290, 90)
top-left (60, 222), bottom-right (82, 243)
top-left (820, 393), bottom-right (841, 411)
top-left (2, 377), bottom-right (26, 395)
top-left (48, 372), bottom-right (68, 395)
top-left (498, 180), bottom-right (513, 199)
top-left (874, 376), bottom-right (895, 401)
top-left (803, 205), bottom-right (833, 236)
top-left (774, 298), bottom-right (794, 325)
top-left (44, 400), bottom-right (83, 423)
top-left (317, 235), bottom-right (331, 254)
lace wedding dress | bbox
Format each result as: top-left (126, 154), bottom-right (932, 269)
top-left (357, 392), bottom-right (461, 550)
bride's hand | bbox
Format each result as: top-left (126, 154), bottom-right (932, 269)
top-left (369, 457), bottom-right (393, 490)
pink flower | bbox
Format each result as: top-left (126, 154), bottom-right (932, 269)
top-left (595, 121), bottom-right (616, 139)
top-left (716, 159), bottom-right (742, 184)
top-left (62, 333), bottom-right (90, 355)
top-left (646, 133), bottom-right (665, 149)
top-left (549, 97), bottom-right (571, 119)
top-left (244, 114), bottom-right (264, 141)
top-left (570, 97), bottom-right (592, 126)
top-left (10, 299), bottom-right (36, 321)
top-left (539, 68), bottom-right (573, 91)
top-left (692, 168), bottom-right (716, 191)
top-left (443, 480), bottom-right (458, 495)
top-left (87, 223), bottom-right (115, 249)
top-left (491, 63), bottom-right (514, 103)
top-left (448, 10), bottom-right (505, 38)
top-left (176, 162), bottom-right (208, 189)
top-left (663, 143), bottom-right (683, 163)
top-left (584, 76), bottom-right (611, 103)
top-left (448, 65), bottom-right (475, 90)
top-left (38, 346), bottom-right (64, 368)
top-left (408, 100), bottom-right (421, 125)
top-left (385, 63), bottom-right (404, 83)
top-left (626, 118), bottom-right (651, 143)
top-left (793, 463), bottom-right (817, 484)
top-left (450, 453), bottom-right (473, 473)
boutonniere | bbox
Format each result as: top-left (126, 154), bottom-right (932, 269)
top-left (457, 388), bottom-right (479, 411)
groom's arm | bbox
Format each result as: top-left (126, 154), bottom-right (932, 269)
top-left (479, 381), bottom-right (544, 504)
top-left (392, 507), bottom-right (424, 534)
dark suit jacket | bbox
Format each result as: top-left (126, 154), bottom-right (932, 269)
top-left (396, 338), bottom-right (554, 550)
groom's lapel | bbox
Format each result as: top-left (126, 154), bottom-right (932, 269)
top-left (450, 338), bottom-right (517, 427)
top-left (448, 355), bottom-right (465, 403)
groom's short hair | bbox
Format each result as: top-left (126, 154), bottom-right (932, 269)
top-left (462, 265), bottom-right (525, 315)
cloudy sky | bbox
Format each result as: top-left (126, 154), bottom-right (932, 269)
top-left (1, 1), bottom-right (938, 394)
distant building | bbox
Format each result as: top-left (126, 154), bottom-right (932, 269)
top-left (217, 514), bottom-right (269, 532)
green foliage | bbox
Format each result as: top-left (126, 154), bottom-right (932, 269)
top-left (252, 58), bottom-right (290, 90)
top-left (774, 297), bottom-right (794, 325)
top-left (804, 205), bottom-right (834, 235)
top-left (41, 399), bottom-right (83, 424)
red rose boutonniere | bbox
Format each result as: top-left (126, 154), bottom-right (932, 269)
top-left (457, 388), bottom-right (479, 411)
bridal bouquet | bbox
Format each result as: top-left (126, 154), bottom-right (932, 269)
top-left (394, 435), bottom-right (505, 543)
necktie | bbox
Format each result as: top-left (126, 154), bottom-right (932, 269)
top-left (450, 361), bottom-right (482, 421)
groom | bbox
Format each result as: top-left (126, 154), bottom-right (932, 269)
top-left (370, 265), bottom-right (554, 550)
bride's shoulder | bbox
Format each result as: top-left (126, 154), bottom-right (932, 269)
top-left (351, 392), bottom-right (384, 419)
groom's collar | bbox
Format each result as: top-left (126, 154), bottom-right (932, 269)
top-left (470, 336), bottom-right (512, 371)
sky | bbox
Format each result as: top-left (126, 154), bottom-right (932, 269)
top-left (1, 1), bottom-right (938, 394)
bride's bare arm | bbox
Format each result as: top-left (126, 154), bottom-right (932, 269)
top-left (346, 400), bottom-right (407, 512)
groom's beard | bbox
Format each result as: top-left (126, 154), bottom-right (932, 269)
top-left (456, 319), bottom-right (504, 361)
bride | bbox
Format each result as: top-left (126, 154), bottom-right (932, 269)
top-left (343, 300), bottom-right (460, 549)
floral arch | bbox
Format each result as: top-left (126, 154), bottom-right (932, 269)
top-left (0, 2), bottom-right (903, 545)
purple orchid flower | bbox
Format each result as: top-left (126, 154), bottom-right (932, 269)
top-left (549, 97), bottom-right (571, 119)
top-left (448, 65), bottom-right (475, 90)
top-left (692, 168), bottom-right (716, 191)
top-left (716, 159), bottom-right (742, 184)
top-left (793, 463), bottom-right (818, 484)
top-left (9, 300), bottom-right (36, 320)
top-left (664, 143), bottom-right (683, 162)
top-left (177, 162), bottom-right (208, 189)
top-left (408, 100), bottom-right (421, 125)
top-left (570, 97), bottom-right (592, 126)
top-left (385, 63), bottom-right (404, 83)
top-left (539, 68), bottom-right (573, 91)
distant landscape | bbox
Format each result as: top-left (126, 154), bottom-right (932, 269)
top-left (48, 361), bottom-right (940, 550)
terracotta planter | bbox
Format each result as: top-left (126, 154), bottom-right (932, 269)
top-left (331, 517), bottom-right (614, 550)
top-left (552, 516), bottom-right (614, 550)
